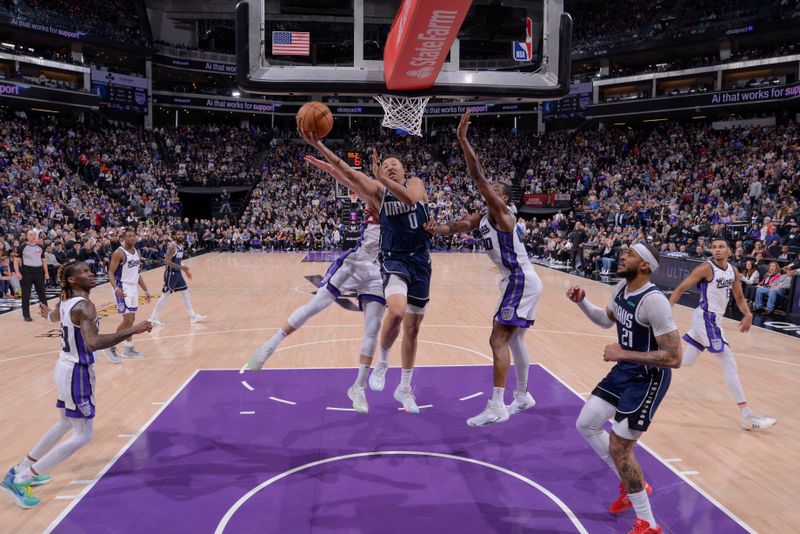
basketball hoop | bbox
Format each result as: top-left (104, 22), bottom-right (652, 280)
top-left (373, 95), bottom-right (430, 137)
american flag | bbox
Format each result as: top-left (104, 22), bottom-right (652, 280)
top-left (272, 31), bottom-right (310, 56)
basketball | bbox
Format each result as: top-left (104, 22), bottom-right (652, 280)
top-left (297, 101), bottom-right (333, 138)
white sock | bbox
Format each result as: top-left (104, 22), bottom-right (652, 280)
top-left (629, 489), bottom-right (657, 528)
top-left (354, 364), bottom-right (369, 388)
top-left (400, 368), bottom-right (413, 388)
top-left (150, 293), bottom-right (170, 319)
top-left (14, 467), bottom-right (34, 484)
top-left (124, 340), bottom-right (133, 348)
top-left (265, 329), bottom-right (288, 352)
top-left (491, 387), bottom-right (505, 405)
top-left (15, 455), bottom-right (35, 472)
top-left (181, 291), bottom-right (194, 316)
top-left (27, 418), bottom-right (93, 477)
top-left (740, 404), bottom-right (753, 417)
top-left (379, 347), bottom-right (390, 366)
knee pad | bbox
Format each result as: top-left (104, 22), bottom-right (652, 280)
top-left (288, 287), bottom-right (336, 329)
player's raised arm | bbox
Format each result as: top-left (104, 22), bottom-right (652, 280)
top-left (457, 111), bottom-right (514, 232)
top-left (73, 300), bottom-right (152, 352)
top-left (730, 267), bottom-right (753, 333)
top-left (305, 155), bottom-right (380, 212)
top-left (298, 126), bottom-right (382, 207)
top-left (668, 263), bottom-right (711, 307)
top-left (566, 285), bottom-right (615, 328)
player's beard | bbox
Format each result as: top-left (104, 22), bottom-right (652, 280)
top-left (618, 264), bottom-right (639, 281)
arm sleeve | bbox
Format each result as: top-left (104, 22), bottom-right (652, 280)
top-left (636, 292), bottom-right (678, 337)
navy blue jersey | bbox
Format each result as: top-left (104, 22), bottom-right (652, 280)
top-left (379, 186), bottom-right (430, 255)
top-left (611, 283), bottom-right (661, 372)
top-left (167, 244), bottom-right (183, 270)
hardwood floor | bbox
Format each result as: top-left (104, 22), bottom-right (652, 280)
top-left (0, 252), bottom-right (796, 533)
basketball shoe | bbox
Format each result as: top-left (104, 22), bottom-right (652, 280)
top-left (347, 385), bottom-right (368, 414)
top-left (29, 473), bottom-right (52, 487)
top-left (122, 346), bottom-right (143, 359)
top-left (246, 343), bottom-right (274, 371)
top-left (467, 401), bottom-right (510, 427)
top-left (741, 411), bottom-right (776, 431)
top-left (507, 391), bottom-right (536, 415)
top-left (368, 363), bottom-right (388, 391)
top-left (104, 346), bottom-right (121, 364)
top-left (190, 313), bottom-right (207, 323)
top-left (148, 317), bottom-right (165, 326)
top-left (610, 482), bottom-right (653, 513)
top-left (394, 386), bottom-right (419, 414)
top-left (0, 469), bottom-right (41, 509)
top-left (628, 519), bottom-right (661, 534)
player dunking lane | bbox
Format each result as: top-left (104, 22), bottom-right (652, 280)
top-left (1, 260), bottom-right (151, 508)
top-left (296, 129), bottom-right (431, 413)
top-left (104, 227), bottom-right (151, 362)
top-left (148, 230), bottom-right (207, 326)
top-left (425, 111), bottom-right (541, 427)
top-left (668, 237), bottom-right (776, 430)
top-left (567, 243), bottom-right (682, 534)
top-left (246, 152), bottom-right (386, 414)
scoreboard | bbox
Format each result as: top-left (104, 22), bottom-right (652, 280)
top-left (90, 67), bottom-right (148, 114)
top-left (346, 150), bottom-right (363, 170)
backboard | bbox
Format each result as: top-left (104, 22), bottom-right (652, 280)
top-left (235, 0), bottom-right (572, 101)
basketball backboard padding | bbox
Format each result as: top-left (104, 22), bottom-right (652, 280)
top-left (235, 0), bottom-right (572, 101)
top-left (382, 0), bottom-right (473, 92)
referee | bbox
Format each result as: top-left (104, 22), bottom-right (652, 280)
top-left (14, 230), bottom-right (49, 322)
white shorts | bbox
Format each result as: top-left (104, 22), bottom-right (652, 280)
top-left (320, 254), bottom-right (385, 305)
top-left (115, 282), bottom-right (139, 314)
top-left (684, 307), bottom-right (728, 353)
top-left (55, 359), bottom-right (96, 419)
top-left (495, 267), bottom-right (542, 328)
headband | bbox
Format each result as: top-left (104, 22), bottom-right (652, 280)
top-left (631, 243), bottom-right (659, 272)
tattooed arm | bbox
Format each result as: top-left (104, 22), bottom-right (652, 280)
top-left (603, 329), bottom-right (683, 368)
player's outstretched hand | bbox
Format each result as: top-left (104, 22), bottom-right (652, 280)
top-left (133, 321), bottom-right (154, 335)
top-left (305, 155), bottom-right (334, 174)
top-left (423, 220), bottom-right (439, 235)
top-left (39, 302), bottom-right (50, 319)
top-left (603, 343), bottom-right (624, 362)
top-left (566, 285), bottom-right (585, 303)
top-left (739, 313), bottom-right (752, 333)
top-left (371, 148), bottom-right (383, 180)
top-left (297, 125), bottom-right (320, 147)
top-left (457, 111), bottom-right (471, 142)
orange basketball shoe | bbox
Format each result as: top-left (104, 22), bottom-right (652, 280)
top-left (609, 482), bottom-right (653, 513)
top-left (628, 518), bottom-right (661, 533)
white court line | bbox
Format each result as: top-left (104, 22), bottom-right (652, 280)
top-left (241, 380), bottom-right (254, 391)
top-left (54, 495), bottom-right (78, 500)
top-left (151, 402), bottom-right (165, 405)
top-left (117, 434), bottom-right (134, 438)
top-left (68, 480), bottom-right (96, 485)
top-left (326, 407), bottom-right (356, 412)
top-left (239, 411), bottom-right (256, 415)
top-left (664, 458), bottom-right (683, 463)
top-left (459, 392), bottom-right (483, 401)
top-left (43, 369), bottom-right (200, 534)
top-left (268, 396), bottom-right (296, 406)
top-left (680, 470), bottom-right (700, 476)
top-left (214, 450), bottom-right (588, 534)
top-left (398, 404), bottom-right (433, 411)
top-left (536, 363), bottom-right (756, 534)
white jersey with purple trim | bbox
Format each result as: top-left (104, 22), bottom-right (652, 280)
top-left (59, 296), bottom-right (98, 364)
top-left (698, 260), bottom-right (735, 315)
top-left (479, 210), bottom-right (534, 278)
top-left (350, 223), bottom-right (380, 263)
top-left (480, 209), bottom-right (542, 327)
top-left (115, 246), bottom-right (141, 285)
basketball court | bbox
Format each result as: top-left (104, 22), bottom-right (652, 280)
top-left (1, 253), bottom-right (797, 533)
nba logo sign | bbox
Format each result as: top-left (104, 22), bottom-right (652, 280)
top-left (514, 41), bottom-right (531, 61)
top-left (513, 42), bottom-right (530, 61)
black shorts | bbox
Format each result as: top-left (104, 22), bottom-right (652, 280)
top-left (380, 252), bottom-right (431, 309)
top-left (592, 363), bottom-right (672, 432)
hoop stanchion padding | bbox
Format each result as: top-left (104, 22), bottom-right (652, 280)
top-left (383, 0), bottom-right (473, 92)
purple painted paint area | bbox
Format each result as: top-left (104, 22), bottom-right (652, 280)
top-left (52, 366), bottom-right (749, 534)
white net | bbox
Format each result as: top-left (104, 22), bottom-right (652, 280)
top-left (373, 95), bottom-right (431, 136)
